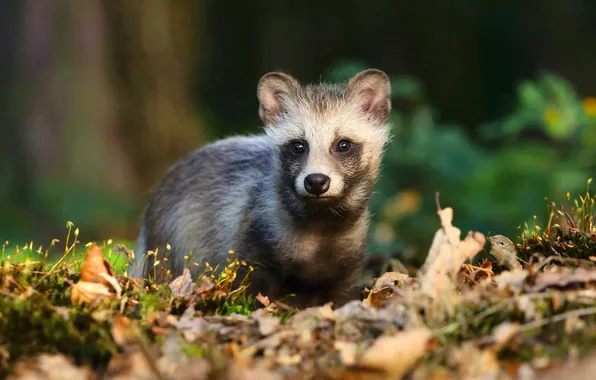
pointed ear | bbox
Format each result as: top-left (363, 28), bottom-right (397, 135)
top-left (347, 69), bottom-right (392, 122)
top-left (257, 72), bottom-right (301, 123)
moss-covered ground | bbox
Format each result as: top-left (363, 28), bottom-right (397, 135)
top-left (2, 183), bottom-right (596, 379)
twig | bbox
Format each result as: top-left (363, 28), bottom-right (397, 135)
top-left (476, 306), bottom-right (596, 345)
top-left (518, 306), bottom-right (596, 333)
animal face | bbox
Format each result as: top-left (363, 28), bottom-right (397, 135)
top-left (257, 69), bottom-right (392, 216)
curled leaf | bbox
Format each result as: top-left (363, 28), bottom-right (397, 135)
top-left (80, 243), bottom-right (114, 286)
top-left (360, 328), bottom-right (432, 377)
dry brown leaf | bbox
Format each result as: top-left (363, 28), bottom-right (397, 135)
top-left (111, 315), bottom-right (136, 346)
top-left (319, 302), bottom-right (336, 320)
top-left (364, 272), bottom-right (412, 308)
top-left (289, 303), bottom-right (336, 328)
top-left (363, 286), bottom-right (394, 308)
top-left (491, 322), bottom-right (520, 352)
top-left (169, 305), bottom-right (210, 342)
top-left (159, 357), bottom-right (212, 380)
top-left (80, 243), bottom-right (113, 286)
top-left (335, 341), bottom-right (358, 366)
top-left (534, 350), bottom-right (596, 380)
top-left (516, 295), bottom-right (541, 322)
top-left (529, 267), bottom-right (596, 292)
top-left (7, 354), bottom-right (94, 380)
top-left (71, 243), bottom-right (121, 305)
top-left (156, 333), bottom-right (197, 376)
top-left (196, 276), bottom-right (216, 301)
top-left (493, 269), bottom-right (529, 293)
top-left (169, 268), bottom-right (196, 297)
top-left (252, 309), bottom-right (280, 336)
top-left (420, 207), bottom-right (486, 298)
top-left (360, 327), bottom-right (432, 377)
top-left (105, 350), bottom-right (157, 380)
top-left (257, 292), bottom-right (271, 307)
top-left (70, 281), bottom-right (116, 305)
top-left (251, 330), bottom-right (297, 351)
top-left (450, 343), bottom-right (505, 380)
top-left (99, 272), bottom-right (123, 298)
top-left (458, 261), bottom-right (495, 290)
top-left (225, 361), bottom-right (283, 380)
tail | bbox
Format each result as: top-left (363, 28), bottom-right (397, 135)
top-left (128, 225), bottom-right (147, 278)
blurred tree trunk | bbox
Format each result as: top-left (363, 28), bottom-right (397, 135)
top-left (18, 0), bottom-right (203, 241)
top-left (102, 0), bottom-right (204, 196)
top-left (19, 0), bottom-right (137, 240)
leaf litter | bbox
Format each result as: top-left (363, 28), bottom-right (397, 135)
top-left (2, 195), bottom-right (596, 379)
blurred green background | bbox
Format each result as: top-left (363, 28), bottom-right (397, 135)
top-left (1, 0), bottom-right (596, 265)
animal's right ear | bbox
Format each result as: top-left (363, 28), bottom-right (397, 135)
top-left (257, 72), bottom-right (301, 124)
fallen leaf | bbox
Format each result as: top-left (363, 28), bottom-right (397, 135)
top-left (252, 309), bottom-right (280, 336)
top-left (529, 267), bottom-right (596, 292)
top-left (493, 270), bottom-right (529, 293)
top-left (363, 287), bottom-right (394, 308)
top-left (99, 272), bottom-right (122, 299)
top-left (252, 330), bottom-right (297, 351)
top-left (276, 351), bottom-right (302, 366)
top-left (156, 332), bottom-right (193, 376)
top-left (8, 354), bottom-right (94, 380)
top-left (71, 243), bottom-right (121, 305)
top-left (226, 361), bottom-right (283, 380)
top-left (360, 328), bottom-right (432, 377)
top-left (535, 350), bottom-right (596, 380)
top-left (335, 341), bottom-right (358, 366)
top-left (79, 243), bottom-right (114, 286)
top-left (491, 322), bottom-right (520, 351)
top-left (257, 292), bottom-right (271, 307)
top-left (516, 295), bottom-right (541, 322)
top-left (450, 342), bottom-right (503, 380)
top-left (420, 206), bottom-right (486, 298)
top-left (70, 281), bottom-right (116, 305)
top-left (160, 357), bottom-right (213, 380)
top-left (111, 314), bottom-right (136, 346)
top-left (170, 305), bottom-right (210, 342)
top-left (364, 272), bottom-right (412, 308)
top-left (169, 268), bottom-right (196, 297)
top-left (196, 276), bottom-right (216, 301)
top-left (319, 302), bottom-right (336, 321)
top-left (105, 350), bottom-right (157, 380)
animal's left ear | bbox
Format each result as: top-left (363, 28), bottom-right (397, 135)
top-left (347, 69), bottom-right (392, 122)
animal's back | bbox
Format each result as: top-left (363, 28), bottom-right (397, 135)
top-left (133, 135), bottom-right (274, 278)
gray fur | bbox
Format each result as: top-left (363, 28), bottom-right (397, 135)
top-left (131, 69), bottom-right (392, 307)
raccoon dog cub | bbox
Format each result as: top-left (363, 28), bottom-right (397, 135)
top-left (130, 69), bottom-right (392, 307)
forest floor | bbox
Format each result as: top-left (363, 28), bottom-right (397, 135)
top-left (2, 191), bottom-right (596, 380)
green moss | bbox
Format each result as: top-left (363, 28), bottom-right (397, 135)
top-left (0, 293), bottom-right (117, 376)
top-left (215, 293), bottom-right (257, 316)
top-left (180, 343), bottom-right (207, 358)
top-left (517, 180), bottom-right (596, 261)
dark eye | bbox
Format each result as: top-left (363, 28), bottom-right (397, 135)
top-left (337, 140), bottom-right (351, 152)
top-left (292, 141), bottom-right (306, 154)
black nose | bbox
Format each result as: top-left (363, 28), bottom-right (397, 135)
top-left (304, 173), bottom-right (330, 195)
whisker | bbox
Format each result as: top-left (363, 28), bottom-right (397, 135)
top-left (328, 206), bottom-right (343, 218)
